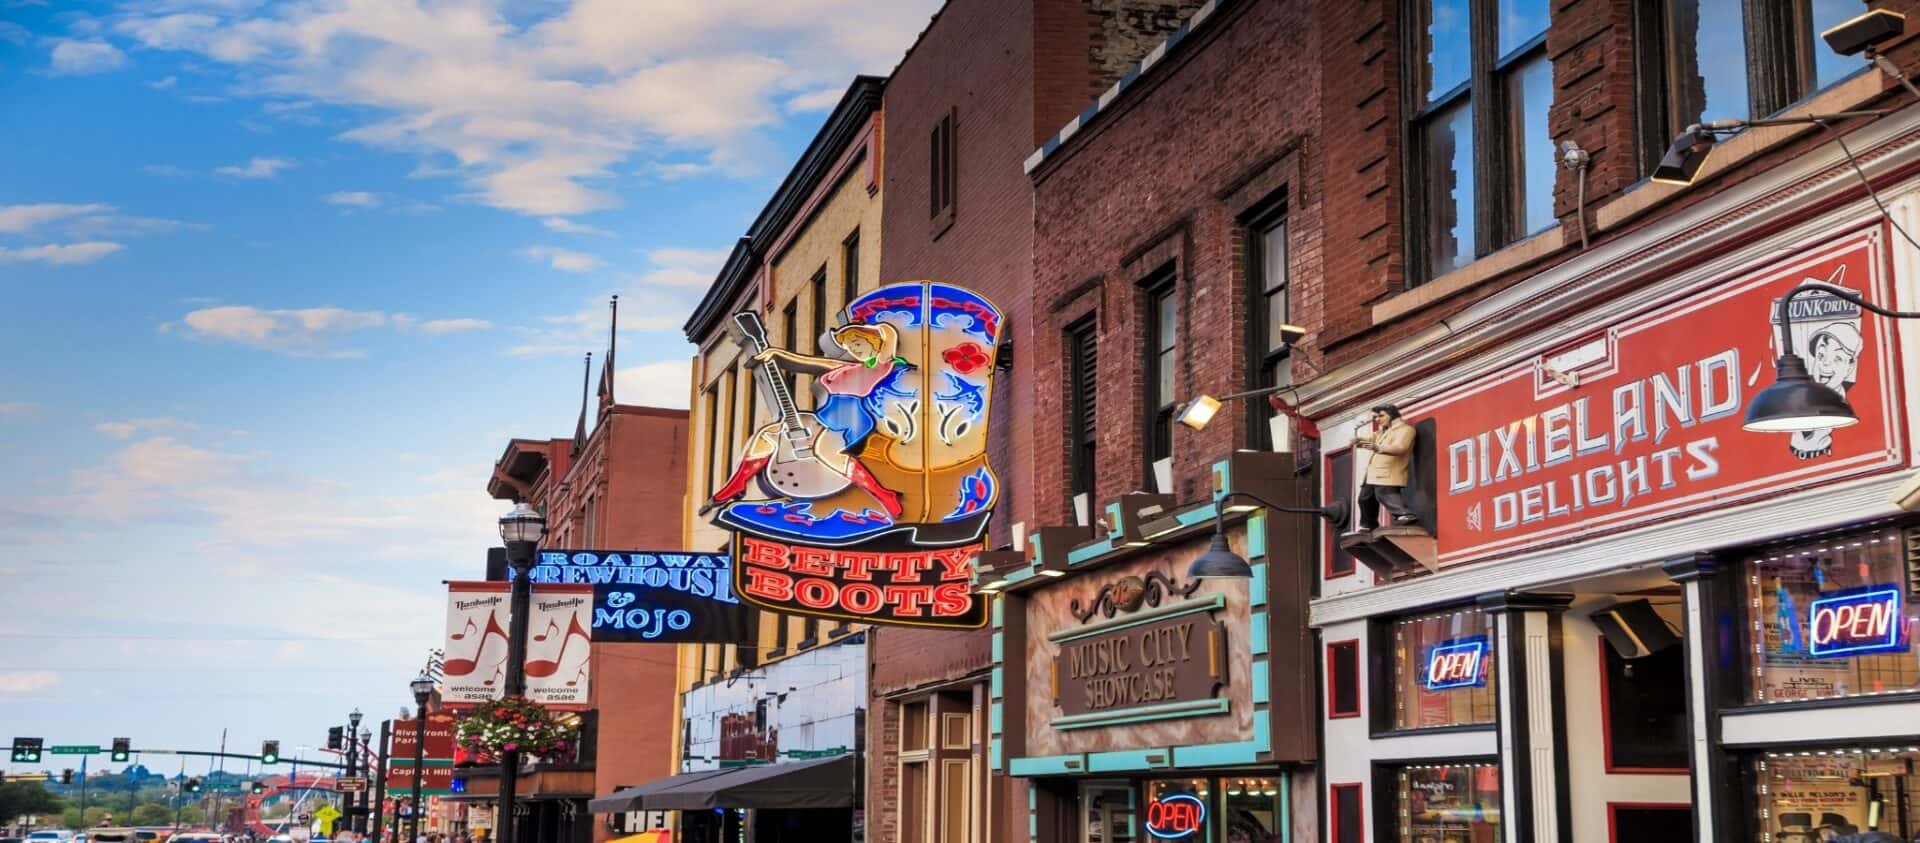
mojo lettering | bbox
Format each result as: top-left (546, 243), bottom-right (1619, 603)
top-left (593, 606), bottom-right (695, 640)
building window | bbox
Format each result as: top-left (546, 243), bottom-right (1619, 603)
top-left (703, 385), bottom-right (722, 497)
top-left (1327, 639), bottom-right (1361, 719)
top-left (800, 616), bottom-right (818, 648)
top-left (930, 109), bottom-right (956, 230)
top-left (1245, 205), bottom-right (1290, 448)
top-left (1746, 526), bottom-right (1918, 704)
top-left (1143, 778), bottom-right (1209, 843)
top-left (582, 496), bottom-right (597, 547)
top-left (1389, 606), bottom-right (1499, 730)
top-left (720, 368), bottom-right (738, 495)
top-left (782, 300), bottom-right (800, 400)
top-left (1406, 0), bottom-right (1554, 283)
top-left (1143, 275), bottom-right (1177, 486)
top-left (811, 265), bottom-right (829, 392)
top-left (843, 229), bottom-right (861, 307)
top-left (1390, 762), bottom-right (1502, 841)
top-left (1330, 783), bottom-right (1363, 843)
top-left (1757, 747), bottom-right (1920, 839)
top-left (1066, 316), bottom-right (1098, 510)
top-left (1634, 0), bottom-right (1865, 176)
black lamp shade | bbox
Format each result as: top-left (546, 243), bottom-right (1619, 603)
top-left (1743, 354), bottom-right (1860, 432)
top-left (1651, 129), bottom-right (1717, 185)
top-left (1187, 527), bottom-right (1253, 579)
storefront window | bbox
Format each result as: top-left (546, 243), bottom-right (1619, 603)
top-left (1747, 527), bottom-right (1920, 704)
top-left (1757, 746), bottom-right (1920, 841)
top-left (1392, 607), bottom-right (1499, 729)
top-left (1083, 781), bottom-right (1138, 843)
top-left (1220, 778), bottom-right (1285, 843)
top-left (1393, 763), bottom-right (1502, 842)
top-left (1143, 779), bottom-right (1210, 843)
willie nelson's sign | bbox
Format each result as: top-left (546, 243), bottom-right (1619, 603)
top-left (1411, 229), bottom-right (1905, 568)
top-left (708, 282), bottom-right (1001, 629)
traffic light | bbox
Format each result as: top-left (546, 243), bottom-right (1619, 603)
top-left (61, 769), bottom-right (74, 785)
top-left (250, 781), bottom-right (266, 795)
top-left (111, 737), bottom-right (131, 763)
top-left (186, 777), bottom-right (203, 793)
top-left (10, 737), bottom-right (42, 763)
top-left (261, 740), bottom-right (280, 765)
top-left (327, 727), bottom-right (344, 750)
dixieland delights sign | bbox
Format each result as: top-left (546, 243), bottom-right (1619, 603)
top-left (707, 282), bottom-right (1001, 629)
top-left (1411, 229), bottom-right (1905, 567)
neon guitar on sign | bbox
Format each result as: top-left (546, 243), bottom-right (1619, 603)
top-left (1145, 794), bottom-right (1206, 840)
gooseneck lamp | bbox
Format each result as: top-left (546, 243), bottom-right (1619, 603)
top-left (1186, 492), bottom-right (1349, 579)
top-left (1744, 282), bottom-right (1920, 433)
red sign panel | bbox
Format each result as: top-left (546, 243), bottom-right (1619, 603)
top-left (1412, 229), bottom-right (1906, 568)
top-left (389, 713), bottom-right (457, 762)
top-left (734, 535), bottom-right (986, 628)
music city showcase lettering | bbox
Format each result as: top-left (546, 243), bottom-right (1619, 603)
top-left (1447, 349), bottom-right (1739, 532)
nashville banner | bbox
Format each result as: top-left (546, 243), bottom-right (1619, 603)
top-left (523, 584), bottom-right (593, 709)
top-left (440, 581), bottom-right (594, 709)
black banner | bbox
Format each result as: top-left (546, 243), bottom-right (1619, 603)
top-left (520, 550), bottom-right (759, 644)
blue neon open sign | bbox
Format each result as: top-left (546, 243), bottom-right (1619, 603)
top-left (1423, 635), bottom-right (1489, 690)
top-left (1808, 585), bottom-right (1907, 658)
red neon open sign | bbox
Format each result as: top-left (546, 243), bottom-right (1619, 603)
top-left (1145, 794), bottom-right (1205, 840)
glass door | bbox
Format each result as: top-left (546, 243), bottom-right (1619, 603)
top-left (1081, 781), bottom-right (1137, 843)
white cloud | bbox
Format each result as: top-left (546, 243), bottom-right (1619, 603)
top-left (613, 360), bottom-right (692, 409)
top-left (49, 39), bottom-right (127, 75)
top-left (0, 671), bottom-right (61, 694)
top-left (542, 217), bottom-right (611, 236)
top-left (107, 0), bottom-right (943, 215)
top-left (630, 246), bottom-right (727, 288)
top-left (325, 190), bottom-right (381, 208)
top-left (642, 161), bottom-right (713, 181)
top-left (214, 156), bottom-right (294, 178)
top-left (524, 245), bottom-right (603, 273)
top-left (419, 318), bottom-right (492, 335)
top-left (0, 401), bottom-right (39, 417)
top-left (149, 74), bottom-right (177, 89)
top-left (0, 202), bottom-right (112, 233)
top-left (0, 241), bottom-right (124, 264)
top-left (167, 304), bottom-right (492, 356)
top-left (785, 86), bottom-right (845, 113)
top-left (95, 417), bottom-right (202, 440)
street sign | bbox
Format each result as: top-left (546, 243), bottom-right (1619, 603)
top-left (336, 777), bottom-right (368, 792)
top-left (50, 745), bottom-right (100, 755)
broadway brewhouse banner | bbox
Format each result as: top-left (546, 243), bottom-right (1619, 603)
top-left (704, 281), bottom-right (1002, 629)
top-left (521, 549), bottom-right (758, 644)
top-left (1409, 228), bottom-right (1905, 568)
top-left (441, 581), bottom-right (593, 709)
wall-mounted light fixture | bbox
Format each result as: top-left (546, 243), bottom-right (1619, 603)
top-left (1651, 111), bottom-right (1889, 185)
top-left (1744, 281), bottom-right (1920, 432)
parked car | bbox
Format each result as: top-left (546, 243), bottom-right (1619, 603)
top-left (84, 831), bottom-right (134, 843)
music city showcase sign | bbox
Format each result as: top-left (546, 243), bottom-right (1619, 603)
top-left (524, 550), bottom-right (758, 644)
top-left (706, 282), bottom-right (1002, 629)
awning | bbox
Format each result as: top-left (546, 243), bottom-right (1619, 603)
top-left (608, 833), bottom-right (670, 843)
top-left (589, 768), bottom-right (737, 813)
top-left (596, 755), bottom-right (856, 812)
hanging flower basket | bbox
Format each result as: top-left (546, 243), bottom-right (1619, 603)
top-left (455, 696), bottom-right (579, 759)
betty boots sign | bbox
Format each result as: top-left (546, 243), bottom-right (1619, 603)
top-left (707, 282), bottom-right (1001, 629)
top-left (1411, 229), bottom-right (1905, 568)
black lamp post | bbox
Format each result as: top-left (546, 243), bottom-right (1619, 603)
top-left (346, 708), bottom-right (362, 834)
top-left (1744, 282), bottom-right (1920, 432)
top-left (408, 675), bottom-right (434, 843)
top-left (495, 502), bottom-right (546, 843)
top-left (356, 727), bottom-right (371, 834)
top-left (1187, 491), bottom-right (1349, 579)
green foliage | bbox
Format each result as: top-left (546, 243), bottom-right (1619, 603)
top-left (177, 804), bottom-right (205, 824)
top-left (0, 781), bottom-right (64, 827)
top-left (81, 806), bottom-right (109, 827)
top-left (130, 804), bottom-right (173, 826)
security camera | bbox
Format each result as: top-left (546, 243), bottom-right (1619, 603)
top-left (1278, 323), bottom-right (1308, 346)
top-left (1893, 469), bottom-right (1920, 513)
top-left (1823, 9), bottom-right (1904, 57)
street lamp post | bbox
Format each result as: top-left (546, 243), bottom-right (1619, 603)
top-left (346, 708), bottom-right (363, 834)
top-left (495, 502), bottom-right (545, 843)
top-left (357, 727), bottom-right (372, 835)
top-left (408, 675), bottom-right (434, 843)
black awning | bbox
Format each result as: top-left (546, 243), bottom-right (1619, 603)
top-left (645, 755), bottom-right (855, 811)
top-left (588, 768), bottom-right (737, 813)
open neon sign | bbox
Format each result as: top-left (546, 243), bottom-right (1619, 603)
top-left (1809, 585), bottom-right (1907, 658)
top-left (1424, 635), bottom-right (1490, 690)
top-left (1145, 793), bottom-right (1206, 840)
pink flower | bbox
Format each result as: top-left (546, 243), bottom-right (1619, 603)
top-left (503, 742), bottom-right (519, 752)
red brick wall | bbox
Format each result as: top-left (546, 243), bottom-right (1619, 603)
top-left (1314, 0), bottom-right (1920, 371)
top-left (1030, 0), bottom-right (1323, 518)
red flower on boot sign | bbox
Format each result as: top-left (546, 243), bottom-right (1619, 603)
top-left (943, 342), bottom-right (989, 373)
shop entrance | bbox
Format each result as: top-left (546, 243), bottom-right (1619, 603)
top-left (1080, 781), bottom-right (1135, 843)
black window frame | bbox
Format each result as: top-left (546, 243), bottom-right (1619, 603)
top-left (1142, 271), bottom-right (1177, 488)
top-left (1065, 315), bottom-right (1099, 510)
top-left (782, 299), bottom-right (800, 400)
top-left (1632, 0), bottom-right (1866, 177)
top-left (1402, 0), bottom-right (1555, 286)
top-left (1243, 199), bottom-right (1291, 449)
top-left (811, 265), bottom-right (829, 355)
top-left (930, 109), bottom-right (956, 235)
top-left (843, 228), bottom-right (861, 307)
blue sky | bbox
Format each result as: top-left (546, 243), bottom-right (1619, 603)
top-left (0, 0), bottom-right (937, 775)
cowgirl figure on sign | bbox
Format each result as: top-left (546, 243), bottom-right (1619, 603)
top-left (712, 322), bottom-right (910, 518)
